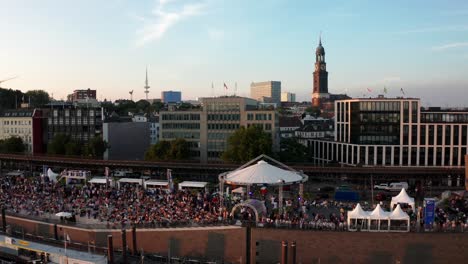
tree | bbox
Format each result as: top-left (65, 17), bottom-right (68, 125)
top-left (65, 140), bottom-right (82, 156)
top-left (222, 126), bottom-right (272, 163)
top-left (25, 90), bottom-right (50, 107)
top-left (278, 138), bottom-right (309, 163)
top-left (47, 134), bottom-right (70, 155)
top-left (0, 136), bottom-right (25, 154)
top-left (168, 138), bottom-right (190, 160)
top-left (84, 136), bottom-right (108, 158)
top-left (135, 100), bottom-right (150, 112)
top-left (145, 139), bottom-right (190, 161)
top-left (145, 140), bottom-right (170, 160)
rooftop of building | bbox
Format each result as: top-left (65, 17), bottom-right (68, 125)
top-left (296, 122), bottom-right (333, 132)
top-left (0, 109), bottom-right (36, 117)
top-left (250, 81), bottom-right (281, 86)
top-left (420, 107), bottom-right (468, 113)
top-left (279, 116), bottom-right (302, 127)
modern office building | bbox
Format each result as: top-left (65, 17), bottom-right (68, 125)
top-left (281, 92), bottom-right (296, 102)
top-left (161, 91), bottom-right (182, 103)
top-left (250, 81), bottom-right (281, 105)
top-left (308, 97), bottom-right (468, 167)
top-left (46, 103), bottom-right (103, 146)
top-left (0, 109), bottom-right (45, 154)
top-left (160, 96), bottom-right (279, 163)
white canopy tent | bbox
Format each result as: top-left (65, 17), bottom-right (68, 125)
top-left (178, 181), bottom-right (209, 191)
top-left (144, 180), bottom-right (169, 189)
top-left (47, 168), bottom-right (59, 182)
top-left (117, 178), bottom-right (144, 189)
top-left (89, 177), bottom-right (114, 187)
top-left (368, 204), bottom-right (390, 232)
top-left (347, 203), bottom-right (370, 231)
top-left (221, 160), bottom-right (307, 186)
top-left (391, 188), bottom-right (415, 211)
top-left (219, 155), bottom-right (309, 214)
top-left (388, 204), bottom-right (410, 232)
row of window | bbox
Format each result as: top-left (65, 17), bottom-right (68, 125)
top-left (161, 123), bottom-right (200, 130)
top-left (53, 109), bottom-right (95, 117)
top-left (421, 113), bottom-right (468, 123)
top-left (208, 133), bottom-right (231, 140)
top-left (49, 119), bottom-right (96, 125)
top-left (205, 103), bottom-right (241, 112)
top-left (161, 113), bottom-right (200, 121)
top-left (2, 120), bottom-right (32, 126)
top-left (207, 114), bottom-right (240, 121)
top-left (2, 128), bottom-right (32, 134)
top-left (310, 141), bottom-right (467, 167)
top-left (247, 113), bottom-right (273, 121)
top-left (207, 123), bottom-right (240, 130)
top-left (161, 132), bottom-right (200, 139)
top-left (245, 123), bottom-right (273, 130)
top-left (207, 141), bottom-right (226, 150)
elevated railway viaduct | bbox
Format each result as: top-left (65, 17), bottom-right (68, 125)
top-left (0, 154), bottom-right (465, 191)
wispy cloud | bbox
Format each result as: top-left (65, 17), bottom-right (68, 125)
top-left (396, 25), bottom-right (468, 34)
top-left (432, 42), bottom-right (468, 51)
top-left (136, 0), bottom-right (205, 46)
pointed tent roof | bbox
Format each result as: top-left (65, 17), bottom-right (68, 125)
top-left (347, 203), bottom-right (369, 219)
top-left (389, 204), bottom-right (410, 220)
top-left (220, 155), bottom-right (307, 186)
top-left (369, 204), bottom-right (390, 220)
top-left (391, 188), bottom-right (415, 207)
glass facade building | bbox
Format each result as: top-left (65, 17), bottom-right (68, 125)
top-left (309, 98), bottom-right (468, 167)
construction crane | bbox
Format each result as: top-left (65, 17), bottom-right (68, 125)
top-left (0, 76), bottom-right (18, 88)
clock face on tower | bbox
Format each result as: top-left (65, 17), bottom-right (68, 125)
top-left (320, 64), bottom-right (326, 71)
top-left (315, 64), bottom-right (319, 71)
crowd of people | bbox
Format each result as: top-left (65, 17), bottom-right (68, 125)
top-left (0, 176), bottom-right (228, 227)
top-left (1, 174), bottom-right (467, 232)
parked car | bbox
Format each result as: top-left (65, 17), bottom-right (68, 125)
top-left (374, 183), bottom-right (389, 190)
top-left (387, 182), bottom-right (409, 191)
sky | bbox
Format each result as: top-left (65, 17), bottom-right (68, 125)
top-left (0, 0), bottom-right (467, 106)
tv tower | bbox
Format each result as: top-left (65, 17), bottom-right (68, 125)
top-left (144, 67), bottom-right (150, 100)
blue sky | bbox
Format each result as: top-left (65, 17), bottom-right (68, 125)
top-left (0, 0), bottom-right (467, 106)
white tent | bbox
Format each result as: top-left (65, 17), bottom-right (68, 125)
top-left (47, 168), bottom-right (59, 182)
top-left (89, 177), bottom-right (114, 187)
top-left (178, 181), bottom-right (208, 191)
top-left (117, 178), bottom-right (144, 189)
top-left (221, 160), bottom-right (306, 186)
top-left (347, 203), bottom-right (370, 231)
top-left (389, 204), bottom-right (410, 232)
top-left (391, 188), bottom-right (415, 211)
top-left (368, 204), bottom-right (390, 232)
top-left (144, 180), bottom-right (168, 189)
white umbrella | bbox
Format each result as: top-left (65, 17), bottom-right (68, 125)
top-left (55, 212), bottom-right (72, 217)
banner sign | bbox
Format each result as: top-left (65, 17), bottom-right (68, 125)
top-left (424, 198), bottom-right (436, 230)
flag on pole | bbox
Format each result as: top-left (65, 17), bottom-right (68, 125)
top-left (224, 83), bottom-right (228, 90)
top-left (400, 88), bottom-right (405, 95)
top-left (367, 88), bottom-right (373, 93)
